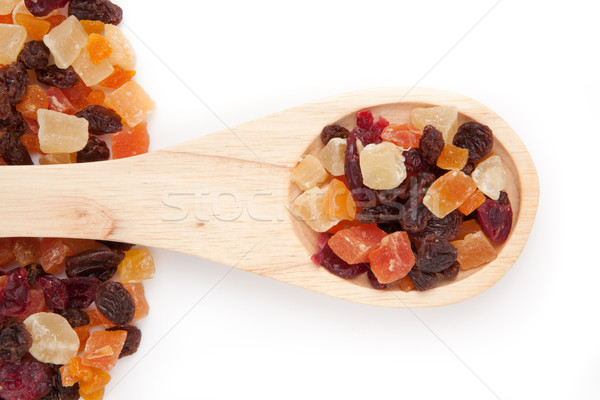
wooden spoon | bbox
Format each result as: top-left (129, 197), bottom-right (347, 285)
top-left (0, 87), bottom-right (539, 307)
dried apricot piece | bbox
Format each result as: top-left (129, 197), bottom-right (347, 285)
top-left (117, 248), bottom-right (155, 283)
top-left (456, 219), bottom-right (481, 240)
top-left (46, 87), bottom-right (77, 114)
top-left (87, 309), bottom-right (114, 328)
top-left (14, 13), bottom-right (50, 40)
top-left (98, 66), bottom-right (135, 89)
top-left (38, 153), bottom-right (77, 164)
top-left (423, 170), bottom-right (477, 218)
top-left (74, 325), bottom-right (90, 352)
top-left (14, 85), bottom-right (47, 119)
top-left (368, 231), bottom-right (415, 283)
top-left (397, 275), bottom-right (415, 292)
top-left (328, 224), bottom-right (387, 264)
top-left (82, 330), bottom-right (127, 371)
top-left (62, 357), bottom-right (111, 395)
top-left (0, 13), bottom-right (13, 24)
top-left (322, 178), bottom-right (356, 221)
top-left (111, 122), bottom-right (149, 159)
top-left (381, 123), bottom-right (421, 148)
top-left (436, 144), bottom-right (469, 170)
top-left (81, 388), bottom-right (105, 400)
top-left (458, 189), bottom-right (486, 215)
top-left (39, 237), bottom-right (70, 273)
top-left (123, 282), bottom-right (149, 322)
top-left (86, 33), bottom-right (112, 65)
top-left (451, 231), bottom-right (496, 270)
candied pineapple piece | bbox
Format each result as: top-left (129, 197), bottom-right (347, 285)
top-left (82, 330), bottom-right (127, 371)
top-left (359, 142), bottom-right (406, 190)
top-left (15, 85), bottom-right (48, 119)
top-left (72, 47), bottom-right (114, 86)
top-left (458, 189), bottom-right (486, 215)
top-left (39, 153), bottom-right (77, 164)
top-left (411, 105), bottom-right (458, 142)
top-left (104, 24), bottom-right (136, 70)
top-left (86, 33), bottom-right (112, 65)
top-left (0, 23), bottom-right (26, 64)
top-left (23, 312), bottom-right (80, 365)
top-left (123, 282), bottom-right (149, 322)
top-left (318, 137), bottom-right (346, 176)
top-left (0, 0), bottom-right (20, 14)
top-left (471, 155), bottom-right (507, 200)
top-left (38, 109), bottom-right (89, 154)
top-left (423, 170), bottom-right (477, 218)
top-left (292, 154), bottom-right (328, 191)
top-left (118, 248), bottom-right (155, 283)
top-left (322, 178), bottom-right (355, 220)
top-left (43, 15), bottom-right (88, 69)
top-left (381, 123), bottom-right (421, 149)
top-left (436, 144), bottom-right (468, 170)
top-left (14, 13), bottom-right (50, 40)
top-left (104, 80), bottom-right (154, 127)
top-left (452, 231), bottom-right (496, 270)
top-left (291, 185), bottom-right (341, 232)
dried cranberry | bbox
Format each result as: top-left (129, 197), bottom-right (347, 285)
top-left (65, 249), bottom-right (124, 281)
top-left (68, 0), bottom-right (123, 24)
top-left (413, 210), bottom-right (463, 243)
top-left (75, 105), bottom-right (122, 135)
top-left (95, 281), bottom-right (135, 326)
top-left (416, 239), bottom-right (458, 273)
top-left (352, 111), bottom-right (389, 146)
top-left (367, 270), bottom-right (386, 290)
top-left (24, 0), bottom-right (69, 16)
top-left (35, 65), bottom-right (80, 89)
top-left (107, 325), bottom-right (141, 358)
top-left (17, 41), bottom-right (50, 70)
top-left (24, 264), bottom-right (47, 287)
top-left (54, 308), bottom-right (90, 328)
top-left (98, 240), bottom-right (134, 252)
top-left (403, 149), bottom-right (430, 173)
top-left (344, 133), bottom-right (377, 205)
top-left (441, 261), bottom-right (460, 280)
top-left (419, 125), bottom-right (444, 165)
top-left (453, 122), bottom-right (494, 162)
top-left (37, 276), bottom-right (68, 311)
top-left (0, 268), bottom-right (30, 317)
top-left (0, 107), bottom-right (27, 136)
top-left (0, 318), bottom-right (32, 363)
top-left (408, 268), bottom-right (438, 291)
top-left (64, 277), bottom-right (101, 309)
top-left (0, 63), bottom-right (28, 105)
top-left (311, 233), bottom-right (368, 279)
top-left (77, 136), bottom-right (110, 163)
top-left (356, 204), bottom-right (403, 224)
top-left (320, 124), bottom-right (349, 145)
top-left (0, 132), bottom-right (33, 165)
top-left (356, 110), bottom-right (374, 130)
top-left (0, 355), bottom-right (52, 400)
top-left (477, 197), bottom-right (513, 243)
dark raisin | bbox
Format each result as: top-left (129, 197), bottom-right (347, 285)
top-left (95, 281), bottom-right (135, 326)
top-left (416, 239), bottom-right (457, 273)
top-left (0, 92), bottom-right (10, 120)
top-left (0, 107), bottom-right (27, 136)
top-left (65, 277), bottom-right (101, 309)
top-left (497, 191), bottom-right (509, 206)
top-left (0, 318), bottom-right (32, 363)
top-left (477, 197), bottom-right (513, 243)
top-left (408, 268), bottom-right (438, 291)
top-left (320, 124), bottom-right (349, 145)
top-left (40, 364), bottom-right (78, 400)
top-left (407, 172), bottom-right (436, 204)
top-left (75, 105), bottom-right (122, 135)
top-left (311, 233), bottom-right (368, 279)
top-left (400, 204), bottom-right (433, 234)
top-left (403, 148), bottom-right (430, 173)
top-left (37, 275), bottom-right (68, 311)
top-left (367, 270), bottom-right (386, 290)
top-left (98, 240), bottom-right (135, 252)
top-left (54, 308), bottom-right (90, 328)
top-left (453, 122), bottom-right (493, 162)
top-left (35, 65), bottom-right (80, 89)
top-left (344, 132), bottom-right (377, 206)
top-left (0, 132), bottom-right (33, 165)
top-left (65, 249), bottom-right (124, 281)
top-left (77, 136), bottom-right (110, 163)
top-left (25, 263), bottom-right (47, 287)
top-left (356, 204), bottom-right (403, 224)
top-left (377, 221), bottom-right (403, 234)
top-left (107, 325), bottom-right (142, 358)
top-left (461, 162), bottom-right (475, 176)
top-left (376, 184), bottom-right (407, 204)
top-left (68, 0), bottom-right (123, 24)
top-left (58, 381), bottom-right (79, 400)
top-left (413, 210), bottom-right (464, 242)
top-left (419, 125), bottom-right (444, 164)
top-left (24, 0), bottom-right (68, 16)
top-left (17, 41), bottom-right (50, 70)
top-left (441, 261), bottom-right (460, 280)
top-left (0, 267), bottom-right (30, 317)
top-left (399, 173), bottom-right (436, 233)
top-left (0, 63), bottom-right (29, 105)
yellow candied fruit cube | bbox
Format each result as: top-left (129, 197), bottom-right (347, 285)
top-left (359, 142), bottom-right (406, 190)
top-left (291, 154), bottom-right (329, 191)
top-left (411, 105), bottom-right (458, 142)
top-left (471, 155), bottom-right (507, 200)
top-left (291, 185), bottom-right (342, 232)
top-left (118, 248), bottom-right (155, 283)
top-left (38, 153), bottom-right (77, 165)
top-left (0, 23), bottom-right (26, 64)
top-left (318, 137), bottom-right (346, 176)
top-left (72, 47), bottom-right (114, 86)
top-left (43, 15), bottom-right (87, 69)
top-left (104, 24), bottom-right (136, 70)
top-left (104, 80), bottom-right (155, 127)
top-left (0, 0), bottom-right (20, 14)
top-left (80, 388), bottom-right (105, 400)
top-left (37, 109), bottom-right (89, 154)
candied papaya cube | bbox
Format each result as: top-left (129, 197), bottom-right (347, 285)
top-left (86, 89), bottom-right (105, 105)
top-left (451, 231), bottom-right (496, 270)
top-left (38, 109), bottom-right (89, 154)
top-left (46, 87), bottom-right (77, 115)
top-left (15, 85), bottom-right (48, 120)
top-left (318, 137), bottom-right (346, 176)
top-left (436, 144), bottom-right (468, 170)
top-left (0, 23), bottom-right (26, 64)
top-left (456, 219), bottom-right (481, 240)
top-left (368, 231), bottom-right (415, 284)
top-left (87, 309), bottom-right (114, 328)
top-left (0, 0), bottom-right (20, 15)
top-left (98, 66), bottom-right (135, 89)
top-left (111, 122), bottom-right (149, 159)
top-left (359, 142), bottom-right (406, 190)
top-left (40, 237), bottom-right (70, 273)
top-left (411, 105), bottom-right (458, 142)
top-left (82, 330), bottom-right (127, 371)
top-left (328, 224), bottom-right (387, 264)
top-left (14, 13), bottom-right (49, 40)
top-left (64, 357), bottom-right (111, 395)
top-left (322, 178), bottom-right (356, 221)
top-left (72, 47), bottom-right (114, 86)
top-left (423, 170), bottom-right (477, 218)
top-left (458, 189), bottom-right (486, 215)
top-left (104, 24), bottom-right (135, 70)
top-left (104, 80), bottom-right (154, 127)
top-left (62, 80), bottom-right (92, 111)
top-left (81, 388), bottom-right (105, 400)
top-left (0, 13), bottom-right (13, 24)
top-left (80, 19), bottom-right (104, 35)
top-left (86, 33), bottom-right (112, 65)
top-left (118, 248), bottom-right (155, 283)
top-left (397, 275), bottom-right (415, 292)
top-left (326, 219), bottom-right (361, 235)
top-left (43, 15), bottom-right (87, 69)
top-left (38, 153), bottom-right (77, 164)
top-left (60, 362), bottom-right (79, 387)
top-left (20, 133), bottom-right (43, 154)
top-left (0, 237), bottom-right (15, 266)
top-left (12, 237), bottom-right (41, 266)
top-left (471, 155), bottom-right (507, 200)
top-left (74, 325), bottom-right (90, 353)
top-left (381, 123), bottom-right (421, 149)
top-left (63, 239), bottom-right (98, 256)
top-left (290, 185), bottom-right (342, 232)
top-left (123, 282), bottom-right (149, 322)
top-left (291, 154), bottom-right (329, 191)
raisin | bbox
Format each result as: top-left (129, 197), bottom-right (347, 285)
top-left (403, 148), bottom-right (430, 173)
top-left (311, 233), bottom-right (368, 279)
top-left (399, 173), bottom-right (435, 233)
top-left (65, 249), bottom-right (124, 281)
top-left (25, 264), bottom-right (47, 287)
top-left (461, 162), bottom-right (475, 176)
top-left (37, 275), bottom-right (68, 311)
top-left (416, 239), bottom-right (458, 273)
top-left (406, 172), bottom-right (436, 204)
top-left (98, 240), bottom-right (134, 252)
top-left (344, 132), bottom-right (377, 205)
top-left (497, 191), bottom-right (509, 206)
top-left (376, 184), bottom-right (407, 204)
top-left (107, 325), bottom-right (141, 358)
top-left (69, 0), bottom-right (123, 24)
top-left (24, 0), bottom-right (69, 16)
top-left (400, 204), bottom-right (432, 234)
top-left (441, 261), bottom-right (460, 280)
top-left (95, 281), bottom-right (135, 326)
top-left (54, 308), bottom-right (90, 328)
top-left (367, 270), bottom-right (386, 290)
top-left (453, 122), bottom-right (494, 162)
top-left (0, 132), bottom-right (33, 165)
top-left (75, 105), bottom-right (122, 135)
top-left (408, 268), bottom-right (438, 291)
top-left (413, 210), bottom-right (464, 243)
top-left (65, 277), bottom-right (101, 309)
top-left (0, 93), bottom-right (10, 120)
top-left (0, 355), bottom-right (53, 400)
top-left (35, 65), bottom-right (80, 89)
top-left (377, 221), bottom-right (403, 234)
top-left (0, 318), bottom-right (32, 363)
top-left (0, 63), bottom-right (29, 105)
top-left (0, 267), bottom-right (30, 317)
top-left (356, 204), bottom-right (403, 224)
top-left (0, 107), bottom-right (27, 136)
top-left (320, 124), bottom-right (349, 145)
top-left (419, 125), bottom-right (444, 164)
top-left (42, 364), bottom-right (79, 400)
top-left (77, 136), bottom-right (110, 163)
top-left (477, 197), bottom-right (513, 243)
top-left (17, 41), bottom-right (50, 70)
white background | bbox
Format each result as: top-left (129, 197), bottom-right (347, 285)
top-left (102, 0), bottom-right (599, 399)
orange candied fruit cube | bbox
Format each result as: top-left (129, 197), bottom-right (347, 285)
top-left (0, 13), bottom-right (13, 24)
top-left (398, 275), bottom-right (415, 292)
top-left (86, 33), bottom-right (112, 65)
top-left (328, 224), bottom-right (387, 264)
top-left (15, 85), bottom-right (48, 120)
top-left (423, 170), bottom-right (477, 218)
top-left (381, 123), bottom-right (422, 148)
top-left (12, 237), bottom-right (41, 266)
top-left (322, 178), bottom-right (356, 221)
top-left (452, 231), bottom-right (497, 270)
top-left (111, 122), bottom-right (150, 159)
top-left (436, 144), bottom-right (469, 170)
top-left (456, 219), bottom-right (481, 240)
top-left (62, 238), bottom-right (98, 256)
top-left (0, 238), bottom-right (16, 266)
top-left (368, 231), bottom-right (415, 284)
top-left (80, 19), bottom-right (105, 35)
top-left (326, 219), bottom-right (361, 235)
top-left (39, 237), bottom-right (70, 274)
top-left (43, 14), bottom-right (66, 30)
top-left (61, 357), bottom-right (111, 395)
top-left (82, 330), bottom-right (127, 372)
top-left (62, 80), bottom-right (92, 111)
top-left (87, 309), bottom-right (115, 329)
top-left (124, 282), bottom-right (149, 322)
top-left (20, 133), bottom-right (44, 154)
top-left (14, 13), bottom-right (50, 40)
top-left (98, 66), bottom-right (136, 89)
top-left (75, 325), bottom-right (91, 353)
top-left (86, 89), bottom-right (105, 105)
top-left (80, 388), bottom-right (105, 400)
top-left (458, 189), bottom-right (486, 215)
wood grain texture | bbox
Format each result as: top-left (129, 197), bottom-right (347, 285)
top-left (0, 87), bottom-right (539, 307)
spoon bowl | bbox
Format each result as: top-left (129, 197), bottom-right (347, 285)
top-left (0, 87), bottom-right (539, 307)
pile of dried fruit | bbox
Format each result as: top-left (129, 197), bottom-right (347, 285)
top-left (291, 106), bottom-right (513, 292)
top-left (0, 0), bottom-right (155, 398)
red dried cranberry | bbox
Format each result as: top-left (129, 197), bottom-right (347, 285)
top-left (65, 277), bottom-right (101, 309)
top-left (24, 0), bottom-right (69, 16)
top-left (0, 268), bottom-right (30, 317)
top-left (311, 233), bottom-right (369, 279)
top-left (0, 355), bottom-right (52, 400)
top-left (453, 122), bottom-right (494, 162)
top-left (68, 0), bottom-right (123, 24)
top-left (0, 318), bottom-right (32, 363)
top-left (107, 325), bottom-right (141, 358)
top-left (477, 197), bottom-right (513, 243)
top-left (356, 110), bottom-right (374, 130)
top-left (95, 281), bottom-right (135, 326)
top-left (37, 276), bottom-right (68, 311)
